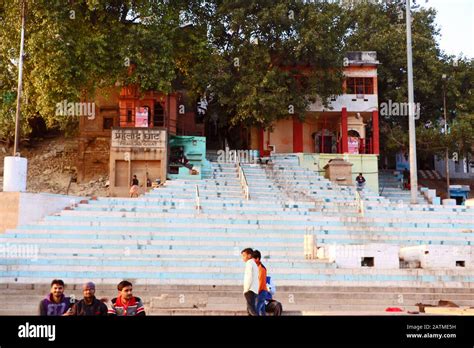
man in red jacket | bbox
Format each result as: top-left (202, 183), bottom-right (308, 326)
top-left (108, 280), bottom-right (146, 316)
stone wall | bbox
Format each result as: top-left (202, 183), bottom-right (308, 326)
top-left (77, 137), bottom-right (111, 182)
top-left (0, 192), bottom-right (80, 233)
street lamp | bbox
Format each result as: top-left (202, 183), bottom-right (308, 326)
top-left (406, 0), bottom-right (419, 204)
top-left (442, 74), bottom-right (450, 198)
top-left (13, 0), bottom-right (26, 156)
top-left (3, 0), bottom-right (28, 193)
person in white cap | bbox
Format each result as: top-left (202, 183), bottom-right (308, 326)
top-left (71, 282), bottom-right (108, 316)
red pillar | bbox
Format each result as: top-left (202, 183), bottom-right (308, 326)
top-left (293, 117), bottom-right (304, 153)
top-left (372, 110), bottom-right (380, 155)
top-left (341, 107), bottom-right (348, 153)
top-left (258, 127), bottom-right (264, 155)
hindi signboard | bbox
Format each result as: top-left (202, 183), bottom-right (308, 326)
top-left (112, 128), bottom-right (166, 149)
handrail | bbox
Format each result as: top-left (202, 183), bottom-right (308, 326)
top-left (355, 190), bottom-right (365, 217)
top-left (238, 162), bottom-right (250, 200)
top-left (195, 184), bottom-right (201, 213)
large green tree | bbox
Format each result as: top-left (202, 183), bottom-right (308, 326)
top-left (0, 0), bottom-right (472, 161)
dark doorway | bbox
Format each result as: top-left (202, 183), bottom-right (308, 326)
top-left (318, 136), bottom-right (333, 153)
top-left (154, 102), bottom-right (165, 127)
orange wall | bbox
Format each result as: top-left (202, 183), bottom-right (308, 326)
top-left (0, 192), bottom-right (19, 234)
top-left (266, 118), bottom-right (294, 153)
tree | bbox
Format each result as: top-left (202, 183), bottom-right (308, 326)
top-left (345, 1), bottom-right (473, 163)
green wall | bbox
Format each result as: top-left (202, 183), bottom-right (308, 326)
top-left (168, 135), bottom-right (211, 180)
top-left (296, 153), bottom-right (379, 193)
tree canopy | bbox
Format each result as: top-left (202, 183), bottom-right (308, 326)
top-left (0, 0), bottom-right (472, 160)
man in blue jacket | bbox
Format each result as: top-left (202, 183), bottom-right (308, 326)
top-left (39, 279), bottom-right (73, 316)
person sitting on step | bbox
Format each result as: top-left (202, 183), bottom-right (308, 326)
top-left (356, 173), bottom-right (366, 190)
top-left (108, 280), bottom-right (146, 316)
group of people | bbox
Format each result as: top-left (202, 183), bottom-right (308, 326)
top-left (241, 248), bottom-right (282, 316)
top-left (39, 251), bottom-right (282, 317)
top-left (39, 279), bottom-right (145, 316)
top-left (130, 173), bottom-right (156, 198)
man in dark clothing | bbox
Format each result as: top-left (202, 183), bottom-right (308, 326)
top-left (108, 280), bottom-right (146, 316)
top-left (71, 282), bottom-right (108, 316)
top-left (39, 279), bottom-right (73, 316)
top-left (355, 173), bottom-right (366, 190)
top-left (403, 168), bottom-right (410, 189)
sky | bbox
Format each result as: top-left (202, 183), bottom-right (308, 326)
top-left (420, 0), bottom-right (474, 58)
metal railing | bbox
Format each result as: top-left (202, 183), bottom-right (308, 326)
top-left (195, 184), bottom-right (201, 213)
top-left (238, 162), bottom-right (250, 200)
top-left (355, 190), bottom-right (365, 217)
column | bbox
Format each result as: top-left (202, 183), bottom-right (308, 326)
top-left (258, 127), bottom-right (264, 156)
top-left (372, 110), bottom-right (379, 155)
top-left (293, 117), bottom-right (304, 153)
top-left (341, 107), bottom-right (348, 153)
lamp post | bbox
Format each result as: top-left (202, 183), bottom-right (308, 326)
top-left (442, 74), bottom-right (450, 198)
top-left (3, 0), bottom-right (28, 193)
top-left (406, 0), bottom-right (418, 204)
top-left (13, 0), bottom-right (26, 156)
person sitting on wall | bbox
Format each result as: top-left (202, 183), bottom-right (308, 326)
top-left (356, 173), bottom-right (366, 190)
top-left (130, 175), bottom-right (139, 198)
top-left (170, 146), bottom-right (193, 170)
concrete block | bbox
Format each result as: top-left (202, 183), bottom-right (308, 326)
top-left (324, 244), bottom-right (399, 269)
top-left (400, 245), bottom-right (474, 269)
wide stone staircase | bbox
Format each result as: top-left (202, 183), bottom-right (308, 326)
top-left (379, 170), bottom-right (427, 204)
top-left (1, 155), bottom-right (473, 315)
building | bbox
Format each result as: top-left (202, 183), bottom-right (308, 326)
top-left (249, 51), bottom-right (381, 192)
top-left (78, 51), bottom-right (381, 195)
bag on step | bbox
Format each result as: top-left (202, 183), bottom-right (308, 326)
top-left (265, 299), bottom-right (283, 316)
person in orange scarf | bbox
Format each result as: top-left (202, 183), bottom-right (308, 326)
top-left (253, 250), bottom-right (270, 316)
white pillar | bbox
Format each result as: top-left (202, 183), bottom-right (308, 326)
top-left (3, 156), bottom-right (28, 192)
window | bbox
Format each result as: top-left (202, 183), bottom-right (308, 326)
top-left (154, 102), bottom-right (165, 127)
top-left (103, 117), bottom-right (114, 130)
top-left (346, 77), bottom-right (374, 95)
top-left (127, 109), bottom-right (133, 123)
top-left (361, 257), bottom-right (374, 267)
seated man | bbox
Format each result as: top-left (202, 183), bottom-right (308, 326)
top-left (108, 280), bottom-right (146, 316)
top-left (39, 279), bottom-right (73, 316)
top-left (71, 282), bottom-right (108, 316)
top-left (355, 173), bottom-right (366, 190)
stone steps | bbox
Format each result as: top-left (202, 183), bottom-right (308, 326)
top-left (1, 283), bottom-right (470, 315)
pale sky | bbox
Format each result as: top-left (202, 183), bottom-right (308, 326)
top-left (420, 0), bottom-right (474, 58)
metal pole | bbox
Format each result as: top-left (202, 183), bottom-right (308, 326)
top-left (13, 0), bottom-right (26, 156)
top-left (406, 0), bottom-right (418, 204)
top-left (443, 83), bottom-right (450, 197)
